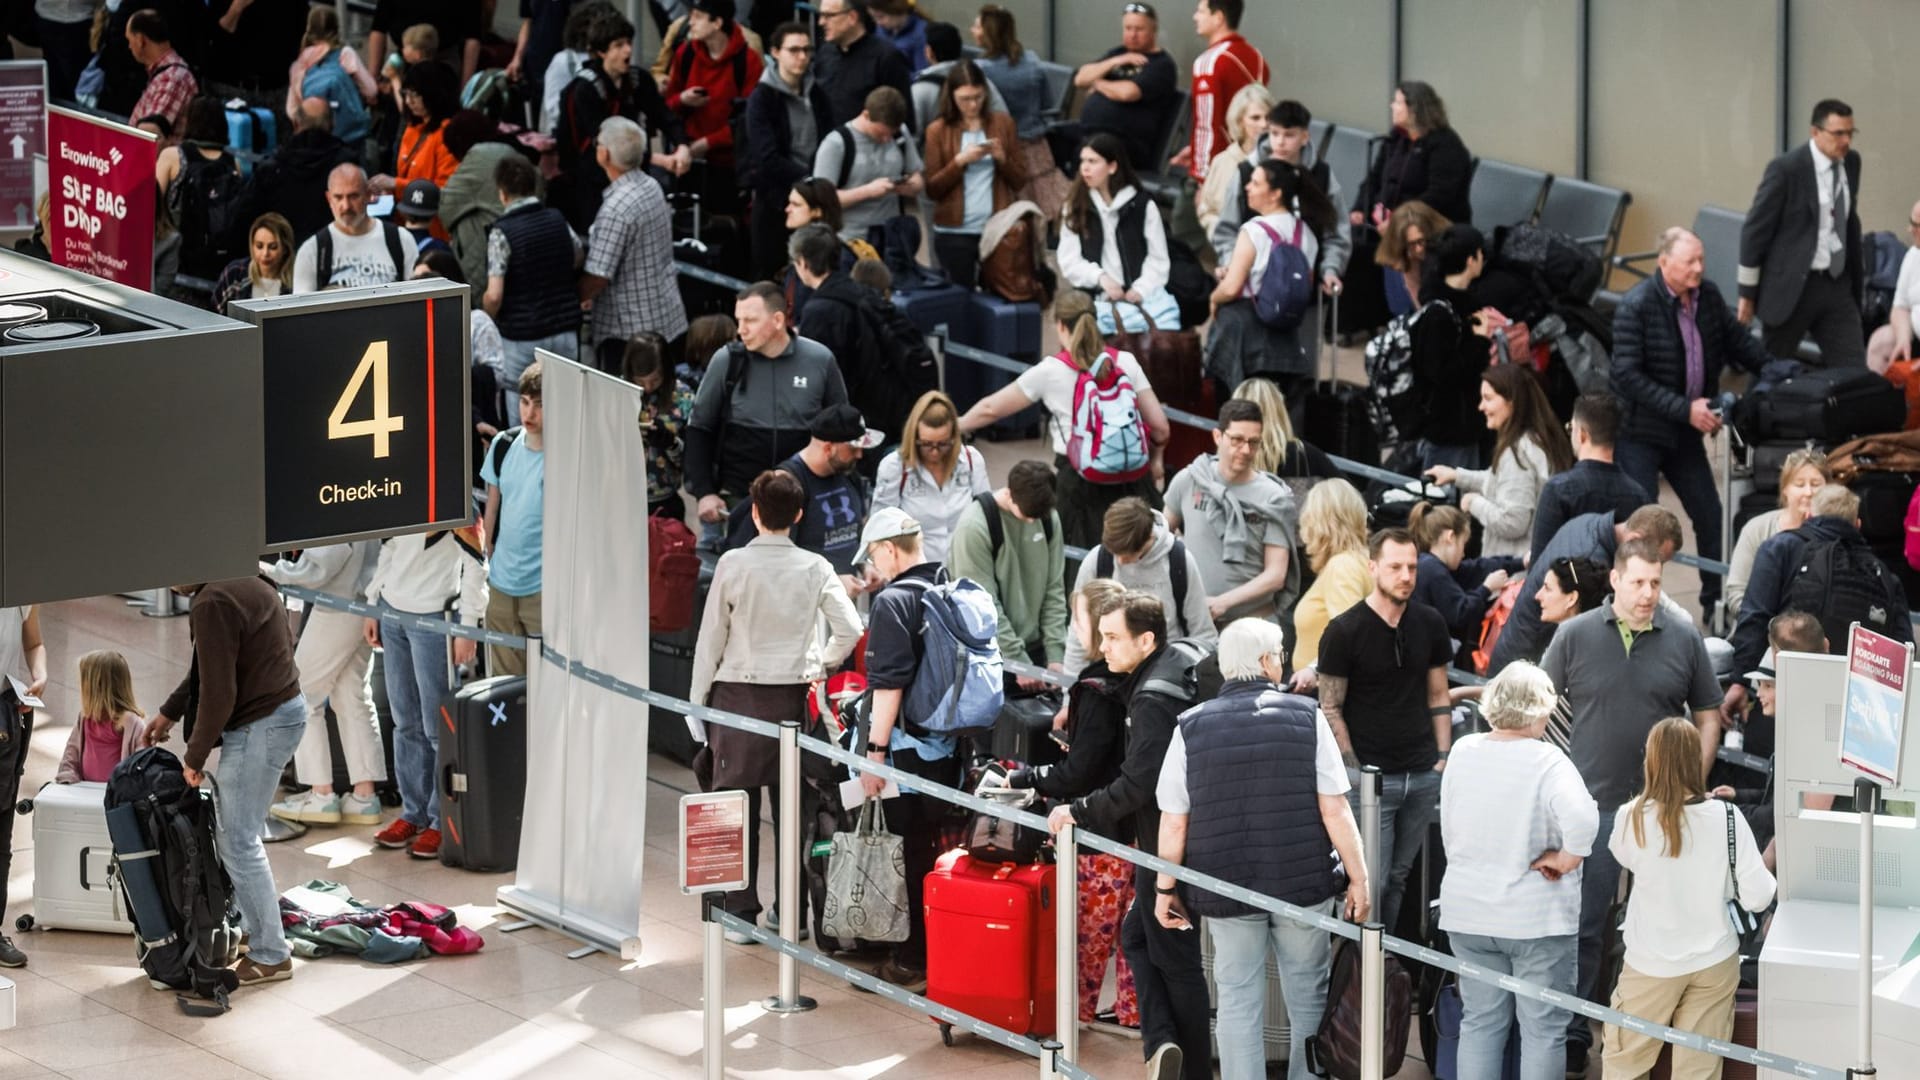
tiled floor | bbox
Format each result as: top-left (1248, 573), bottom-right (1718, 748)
top-left (2, 594), bottom-right (1444, 1079)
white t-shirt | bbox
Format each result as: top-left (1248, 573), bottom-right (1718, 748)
top-left (1156, 705), bottom-right (1349, 815)
top-left (1241, 210), bottom-right (1320, 297)
top-left (292, 222), bottom-right (421, 293)
top-left (1014, 348), bottom-right (1153, 455)
top-left (1893, 245), bottom-right (1920, 314)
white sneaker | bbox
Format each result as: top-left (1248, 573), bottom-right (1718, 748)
top-left (338, 792), bottom-right (383, 825)
top-left (270, 791), bottom-right (342, 824)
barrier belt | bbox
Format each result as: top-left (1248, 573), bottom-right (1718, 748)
top-left (281, 592), bottom-right (1831, 1075)
top-left (1717, 744), bottom-right (1773, 774)
top-left (278, 584), bottom-right (530, 650)
top-left (673, 260), bottom-right (1734, 581)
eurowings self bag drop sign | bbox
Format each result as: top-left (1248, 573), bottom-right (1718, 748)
top-left (1840, 623), bottom-right (1913, 787)
top-left (45, 106), bottom-right (156, 291)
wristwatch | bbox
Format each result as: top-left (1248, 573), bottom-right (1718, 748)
top-left (1154, 885), bottom-right (1178, 896)
top-left (865, 741), bottom-right (889, 755)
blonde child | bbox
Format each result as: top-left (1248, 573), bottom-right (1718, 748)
top-left (56, 651), bottom-right (148, 784)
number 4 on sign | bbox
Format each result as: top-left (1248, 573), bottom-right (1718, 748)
top-left (328, 341), bottom-right (405, 458)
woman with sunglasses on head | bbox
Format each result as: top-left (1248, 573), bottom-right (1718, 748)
top-left (871, 390), bottom-right (992, 563)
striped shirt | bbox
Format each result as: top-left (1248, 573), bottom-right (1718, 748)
top-left (1188, 34), bottom-right (1268, 181)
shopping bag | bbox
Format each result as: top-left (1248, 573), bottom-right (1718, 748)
top-left (820, 797), bottom-right (911, 944)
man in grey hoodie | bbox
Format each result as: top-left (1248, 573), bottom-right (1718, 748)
top-left (1062, 496), bottom-right (1217, 675)
top-left (743, 21), bottom-right (836, 279)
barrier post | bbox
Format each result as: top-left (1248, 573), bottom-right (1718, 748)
top-left (1359, 923), bottom-right (1387, 1080)
top-left (1854, 778), bottom-right (1880, 1078)
top-left (703, 907), bottom-right (726, 1080)
top-left (763, 720), bottom-right (817, 1013)
top-left (1358, 766), bottom-right (1382, 914)
top-left (1039, 1038), bottom-right (1063, 1080)
top-left (1055, 821), bottom-right (1078, 1064)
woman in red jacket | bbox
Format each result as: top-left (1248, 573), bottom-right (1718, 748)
top-left (923, 61), bottom-right (1027, 288)
top-left (375, 61), bottom-right (462, 241)
top-left (663, 0), bottom-right (765, 213)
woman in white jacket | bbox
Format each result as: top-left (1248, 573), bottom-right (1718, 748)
top-left (1603, 717), bottom-right (1776, 1079)
top-left (1056, 133), bottom-right (1180, 333)
top-left (362, 527), bottom-right (488, 860)
top-left (1425, 363), bottom-right (1573, 559)
top-left (871, 390), bottom-right (992, 564)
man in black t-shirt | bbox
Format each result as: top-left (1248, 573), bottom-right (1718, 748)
top-left (1067, 4), bottom-right (1179, 170)
top-left (856, 508), bottom-right (963, 992)
top-left (1315, 528), bottom-right (1453, 933)
top-left (722, 404), bottom-right (879, 593)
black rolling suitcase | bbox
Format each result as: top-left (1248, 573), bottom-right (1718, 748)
top-left (1299, 293), bottom-right (1381, 465)
top-left (436, 675), bottom-right (527, 872)
top-left (649, 554), bottom-right (715, 766)
top-left (1738, 367), bottom-right (1905, 445)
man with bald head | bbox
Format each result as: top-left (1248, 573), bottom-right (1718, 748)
top-left (292, 163), bottom-right (420, 292)
top-left (1611, 226), bottom-right (1773, 617)
top-left (251, 98), bottom-right (359, 242)
top-left (1868, 199), bottom-right (1920, 371)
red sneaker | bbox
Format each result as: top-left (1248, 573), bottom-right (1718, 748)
top-left (409, 827), bottom-right (442, 859)
top-left (374, 819), bottom-right (421, 849)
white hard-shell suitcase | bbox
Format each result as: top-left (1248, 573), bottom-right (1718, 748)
top-left (22, 781), bottom-right (132, 934)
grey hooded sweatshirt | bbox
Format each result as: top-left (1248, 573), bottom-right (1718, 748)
top-left (1062, 512), bottom-right (1219, 675)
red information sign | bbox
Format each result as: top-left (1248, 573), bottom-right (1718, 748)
top-left (46, 106), bottom-right (156, 291)
top-left (1841, 624), bottom-right (1913, 786)
top-left (681, 791), bottom-right (750, 894)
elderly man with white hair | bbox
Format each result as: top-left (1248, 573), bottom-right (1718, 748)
top-left (1438, 660), bottom-right (1598, 1080)
top-left (1151, 617), bottom-right (1369, 1080)
top-left (579, 115), bottom-right (689, 369)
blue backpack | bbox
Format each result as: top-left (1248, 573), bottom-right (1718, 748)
top-left (302, 49), bottom-right (370, 145)
top-left (901, 577), bottom-right (1006, 736)
top-left (1251, 216), bottom-right (1314, 331)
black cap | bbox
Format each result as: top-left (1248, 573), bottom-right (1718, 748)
top-left (400, 179), bottom-right (440, 218)
top-left (811, 403), bottom-right (885, 447)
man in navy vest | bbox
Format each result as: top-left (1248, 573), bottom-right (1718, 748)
top-left (1048, 591), bottom-right (1206, 1080)
top-left (1152, 618), bottom-right (1369, 1080)
top-left (486, 153), bottom-right (584, 414)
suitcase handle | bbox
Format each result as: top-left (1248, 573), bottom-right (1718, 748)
top-left (440, 764), bottom-right (457, 802)
top-left (80, 845), bottom-right (93, 890)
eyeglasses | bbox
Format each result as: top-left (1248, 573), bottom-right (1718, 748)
top-left (820, 6), bottom-right (856, 19)
top-left (1819, 125), bottom-right (1858, 139)
top-left (782, 43), bottom-right (815, 53)
top-left (1221, 433), bottom-right (1260, 449)
top-left (918, 439), bottom-right (954, 453)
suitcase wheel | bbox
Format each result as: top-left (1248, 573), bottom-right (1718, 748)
top-left (938, 1022), bottom-right (953, 1047)
top-left (15, 913), bottom-right (32, 931)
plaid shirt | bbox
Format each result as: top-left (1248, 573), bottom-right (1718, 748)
top-left (132, 50), bottom-right (197, 140)
top-left (583, 169), bottom-right (687, 344)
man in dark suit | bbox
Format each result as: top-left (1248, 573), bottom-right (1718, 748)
top-left (1614, 227), bottom-right (1771, 617)
top-left (1737, 98), bottom-right (1864, 366)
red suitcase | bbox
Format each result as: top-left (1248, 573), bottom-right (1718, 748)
top-left (924, 849), bottom-right (1057, 1044)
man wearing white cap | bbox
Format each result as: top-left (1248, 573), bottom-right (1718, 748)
top-left (722, 402), bottom-right (883, 593)
top-left (854, 505), bottom-right (964, 992)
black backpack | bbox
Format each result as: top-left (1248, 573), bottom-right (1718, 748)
top-left (104, 747), bottom-right (243, 1014)
top-left (1095, 541), bottom-right (1191, 637)
top-left (167, 143), bottom-right (250, 279)
top-left (1786, 535), bottom-right (1902, 649)
top-left (855, 288), bottom-right (938, 433)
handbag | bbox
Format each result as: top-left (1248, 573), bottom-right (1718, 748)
top-left (1103, 299), bottom-right (1205, 412)
top-left (966, 767), bottom-right (1048, 864)
top-left (1723, 802), bottom-right (1764, 956)
top-left (1306, 936), bottom-right (1413, 1079)
top-left (820, 798), bottom-right (912, 944)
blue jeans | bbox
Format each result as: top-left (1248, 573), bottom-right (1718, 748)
top-left (211, 695), bottom-right (307, 966)
top-left (502, 330), bottom-right (577, 417)
top-left (1348, 768), bottom-right (1442, 933)
top-left (380, 614), bottom-right (449, 830)
top-left (1207, 897), bottom-right (1338, 1080)
top-left (1617, 435), bottom-right (1721, 607)
top-left (1567, 806), bottom-right (1621, 1055)
top-left (1451, 931), bottom-right (1576, 1080)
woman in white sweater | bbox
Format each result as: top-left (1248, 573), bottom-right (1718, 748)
top-left (1056, 133), bottom-right (1180, 333)
top-left (1604, 717), bottom-right (1776, 1079)
top-left (1725, 447), bottom-right (1829, 617)
top-left (1425, 364), bottom-right (1573, 559)
top-left (871, 391), bottom-right (992, 564)
top-left (1439, 661), bottom-right (1597, 1080)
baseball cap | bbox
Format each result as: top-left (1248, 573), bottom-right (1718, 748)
top-left (854, 507), bottom-right (921, 566)
top-left (811, 403), bottom-right (884, 448)
top-left (399, 179), bottom-right (440, 219)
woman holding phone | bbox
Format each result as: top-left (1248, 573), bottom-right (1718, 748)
top-left (923, 61), bottom-right (1027, 288)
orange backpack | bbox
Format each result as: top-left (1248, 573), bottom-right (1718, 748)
top-left (1884, 359), bottom-right (1920, 430)
top-left (1472, 578), bottom-right (1526, 675)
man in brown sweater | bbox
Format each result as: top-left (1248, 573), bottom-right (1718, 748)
top-left (144, 575), bottom-right (306, 986)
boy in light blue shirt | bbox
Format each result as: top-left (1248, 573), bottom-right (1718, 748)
top-left (481, 362), bottom-right (546, 675)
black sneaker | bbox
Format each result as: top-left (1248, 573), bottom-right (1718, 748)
top-left (1565, 1046), bottom-right (1590, 1079)
top-left (0, 933), bottom-right (25, 968)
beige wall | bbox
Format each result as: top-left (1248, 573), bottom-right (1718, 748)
top-left (1588, 0), bottom-right (1778, 270)
top-left (1400, 0), bottom-right (1578, 175)
top-left (1242, 0), bottom-right (1394, 134)
top-left (1788, 0), bottom-right (1918, 244)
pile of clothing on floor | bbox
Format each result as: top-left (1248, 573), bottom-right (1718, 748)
top-left (279, 879), bottom-right (484, 962)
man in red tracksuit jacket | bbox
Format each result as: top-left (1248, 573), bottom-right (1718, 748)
top-left (1167, 0), bottom-right (1268, 249)
top-left (664, 0), bottom-right (766, 213)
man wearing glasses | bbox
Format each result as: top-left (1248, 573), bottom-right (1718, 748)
top-left (1067, 2), bottom-right (1180, 171)
top-left (812, 0), bottom-right (912, 129)
top-left (1162, 399), bottom-right (1300, 628)
top-left (1737, 98), bottom-right (1865, 365)
top-left (1314, 527), bottom-right (1453, 935)
top-left (743, 21), bottom-right (836, 278)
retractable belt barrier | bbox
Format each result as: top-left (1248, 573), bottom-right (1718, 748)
top-left (282, 582), bottom-right (1838, 1078)
top-left (672, 261), bottom-right (1736, 580)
